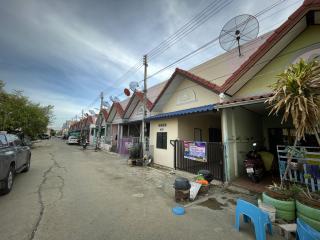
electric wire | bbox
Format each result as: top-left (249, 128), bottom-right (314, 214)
top-left (69, 0), bottom-right (301, 123)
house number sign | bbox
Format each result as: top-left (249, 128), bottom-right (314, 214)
top-left (158, 123), bottom-right (166, 132)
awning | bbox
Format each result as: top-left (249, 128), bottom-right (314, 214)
top-left (146, 104), bottom-right (216, 121)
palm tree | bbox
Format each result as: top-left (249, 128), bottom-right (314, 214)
top-left (267, 58), bottom-right (320, 186)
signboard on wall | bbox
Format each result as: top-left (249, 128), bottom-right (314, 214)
top-left (184, 141), bottom-right (207, 162)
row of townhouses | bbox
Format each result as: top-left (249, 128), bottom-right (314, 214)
top-left (68, 0), bottom-right (320, 184)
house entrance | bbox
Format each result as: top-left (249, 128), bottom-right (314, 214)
top-left (171, 140), bottom-right (224, 181)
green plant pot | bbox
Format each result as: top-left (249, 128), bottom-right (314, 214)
top-left (296, 200), bottom-right (320, 231)
top-left (262, 192), bottom-right (295, 221)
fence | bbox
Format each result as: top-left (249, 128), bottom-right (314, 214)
top-left (118, 137), bottom-right (139, 154)
top-left (172, 140), bottom-right (224, 181)
top-left (277, 145), bottom-right (320, 192)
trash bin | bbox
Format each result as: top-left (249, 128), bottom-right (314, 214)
top-left (174, 177), bottom-right (191, 202)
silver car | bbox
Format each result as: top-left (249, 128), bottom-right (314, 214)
top-left (0, 133), bottom-right (31, 194)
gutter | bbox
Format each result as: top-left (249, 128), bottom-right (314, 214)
top-left (216, 98), bottom-right (268, 109)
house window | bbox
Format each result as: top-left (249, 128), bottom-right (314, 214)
top-left (156, 132), bottom-right (167, 149)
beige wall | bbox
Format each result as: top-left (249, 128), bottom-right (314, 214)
top-left (235, 26), bottom-right (320, 98)
top-left (150, 118), bottom-right (178, 168)
top-left (177, 114), bottom-right (221, 142)
top-left (128, 101), bottom-right (150, 122)
top-left (113, 112), bottom-right (122, 124)
top-left (161, 78), bottom-right (220, 113)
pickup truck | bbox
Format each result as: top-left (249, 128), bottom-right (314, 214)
top-left (0, 133), bottom-right (31, 194)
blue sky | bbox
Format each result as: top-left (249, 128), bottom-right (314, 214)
top-left (0, 0), bottom-right (303, 129)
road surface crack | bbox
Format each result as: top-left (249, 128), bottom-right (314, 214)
top-left (29, 152), bottom-right (65, 240)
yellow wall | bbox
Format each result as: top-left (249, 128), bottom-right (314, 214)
top-left (162, 78), bottom-right (220, 112)
top-left (177, 114), bottom-right (221, 142)
top-left (150, 118), bottom-right (178, 168)
top-left (235, 25), bottom-right (320, 98)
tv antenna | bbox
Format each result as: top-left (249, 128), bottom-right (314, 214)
top-left (129, 81), bottom-right (140, 92)
top-left (109, 96), bottom-right (120, 102)
top-left (219, 14), bottom-right (259, 57)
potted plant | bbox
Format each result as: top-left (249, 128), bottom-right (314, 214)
top-left (263, 183), bottom-right (296, 221)
top-left (267, 59), bottom-right (320, 189)
top-left (295, 175), bottom-right (320, 230)
top-left (129, 144), bottom-right (143, 166)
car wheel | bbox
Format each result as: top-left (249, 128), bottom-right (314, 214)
top-left (3, 166), bottom-right (15, 194)
top-left (22, 155), bottom-right (31, 173)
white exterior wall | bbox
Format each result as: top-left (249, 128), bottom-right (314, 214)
top-left (150, 118), bottom-right (178, 168)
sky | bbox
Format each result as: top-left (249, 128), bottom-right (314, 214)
top-left (0, 0), bottom-right (303, 129)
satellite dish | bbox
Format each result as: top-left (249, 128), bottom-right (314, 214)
top-left (129, 81), bottom-right (139, 92)
top-left (124, 88), bottom-right (131, 96)
top-left (109, 96), bottom-right (120, 102)
top-left (219, 14), bottom-right (259, 57)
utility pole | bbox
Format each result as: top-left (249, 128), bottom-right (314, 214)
top-left (96, 92), bottom-right (104, 150)
top-left (80, 109), bottom-right (84, 138)
top-left (142, 55), bottom-right (148, 157)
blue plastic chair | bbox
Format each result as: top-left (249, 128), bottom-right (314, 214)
top-left (235, 199), bottom-right (272, 240)
top-left (296, 218), bottom-right (320, 240)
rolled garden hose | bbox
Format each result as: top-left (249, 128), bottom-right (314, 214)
top-left (262, 192), bottom-right (295, 221)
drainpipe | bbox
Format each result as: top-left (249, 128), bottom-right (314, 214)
top-left (221, 109), bottom-right (230, 183)
top-left (231, 109), bottom-right (238, 177)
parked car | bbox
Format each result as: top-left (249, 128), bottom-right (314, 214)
top-left (0, 133), bottom-right (31, 194)
top-left (39, 133), bottom-right (50, 140)
top-left (67, 136), bottom-right (79, 145)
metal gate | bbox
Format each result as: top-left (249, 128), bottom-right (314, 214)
top-left (171, 140), bottom-right (224, 181)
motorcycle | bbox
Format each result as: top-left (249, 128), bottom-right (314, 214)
top-left (244, 143), bottom-right (265, 183)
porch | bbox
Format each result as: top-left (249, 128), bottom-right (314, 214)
top-left (117, 122), bottom-right (150, 155)
top-left (220, 100), bottom-right (318, 188)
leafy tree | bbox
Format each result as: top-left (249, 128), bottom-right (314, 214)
top-left (0, 80), bottom-right (54, 139)
top-left (50, 129), bottom-right (56, 136)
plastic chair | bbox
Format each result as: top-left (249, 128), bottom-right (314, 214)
top-left (296, 218), bottom-right (320, 240)
top-left (235, 199), bottom-right (272, 240)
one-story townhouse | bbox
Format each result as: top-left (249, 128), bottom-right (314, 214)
top-left (105, 100), bottom-right (127, 152)
top-left (147, 33), bottom-right (273, 180)
top-left (104, 82), bottom-right (166, 154)
top-left (94, 109), bottom-right (110, 149)
top-left (217, 0), bottom-right (320, 182)
top-left (147, 0), bottom-right (320, 183)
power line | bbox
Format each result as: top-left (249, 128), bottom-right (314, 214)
top-left (144, 41), bottom-right (320, 100)
top-left (108, 0), bottom-right (289, 100)
top-left (103, 0), bottom-right (232, 98)
top-left (148, 0), bottom-right (233, 60)
top-left (145, 0), bottom-right (298, 84)
top-left (68, 0), bottom-right (299, 123)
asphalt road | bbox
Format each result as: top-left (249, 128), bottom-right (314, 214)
top-left (0, 139), bottom-right (281, 240)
